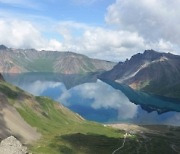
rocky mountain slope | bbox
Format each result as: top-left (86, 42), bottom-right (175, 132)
top-left (0, 45), bottom-right (115, 74)
top-left (100, 50), bottom-right (180, 99)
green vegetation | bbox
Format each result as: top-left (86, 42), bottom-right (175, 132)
top-left (26, 58), bottom-right (55, 72)
top-left (17, 97), bottom-right (125, 154)
top-left (0, 83), bottom-right (18, 99)
top-left (12, 55), bottom-right (56, 72)
top-left (137, 62), bottom-right (180, 99)
top-left (60, 133), bottom-right (123, 154)
top-left (143, 81), bottom-right (180, 100)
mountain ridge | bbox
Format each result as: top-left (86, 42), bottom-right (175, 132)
top-left (0, 45), bottom-right (116, 74)
top-left (100, 50), bottom-right (180, 99)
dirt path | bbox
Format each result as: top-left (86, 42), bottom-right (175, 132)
top-left (112, 132), bottom-right (128, 154)
top-left (171, 144), bottom-right (180, 153)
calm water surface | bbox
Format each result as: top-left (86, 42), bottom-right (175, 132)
top-left (3, 73), bottom-right (180, 126)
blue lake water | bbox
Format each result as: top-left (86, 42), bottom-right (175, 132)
top-left (3, 73), bottom-right (180, 126)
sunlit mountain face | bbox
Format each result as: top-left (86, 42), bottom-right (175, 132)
top-left (0, 47), bottom-right (115, 74)
top-left (4, 73), bottom-right (180, 126)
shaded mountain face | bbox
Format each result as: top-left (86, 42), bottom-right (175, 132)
top-left (0, 45), bottom-right (115, 74)
top-left (100, 50), bottom-right (180, 99)
top-left (0, 73), bottom-right (4, 81)
top-left (0, 45), bottom-right (8, 50)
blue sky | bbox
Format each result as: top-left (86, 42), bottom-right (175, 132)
top-left (0, 0), bottom-right (113, 24)
top-left (0, 0), bottom-right (180, 61)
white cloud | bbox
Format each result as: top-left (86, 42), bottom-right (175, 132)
top-left (57, 80), bottom-right (138, 120)
top-left (76, 28), bottom-right (146, 61)
top-left (106, 0), bottom-right (180, 45)
top-left (45, 39), bottom-right (64, 51)
top-left (74, 80), bottom-right (138, 119)
top-left (19, 81), bottom-right (63, 96)
top-left (0, 19), bottom-right (65, 51)
top-left (55, 21), bottom-right (147, 61)
top-left (152, 39), bottom-right (175, 52)
top-left (58, 90), bottom-right (72, 106)
top-left (0, 19), bottom-right (44, 49)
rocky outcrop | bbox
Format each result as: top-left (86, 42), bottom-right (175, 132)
top-left (0, 136), bottom-right (28, 154)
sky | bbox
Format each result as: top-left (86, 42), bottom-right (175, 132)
top-left (0, 0), bottom-right (180, 61)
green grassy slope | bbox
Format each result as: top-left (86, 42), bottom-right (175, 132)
top-left (12, 57), bottom-right (55, 72)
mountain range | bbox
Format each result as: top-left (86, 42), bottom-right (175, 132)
top-left (1, 45), bottom-right (179, 99)
top-left (100, 50), bottom-right (180, 99)
top-left (0, 45), bottom-right (115, 74)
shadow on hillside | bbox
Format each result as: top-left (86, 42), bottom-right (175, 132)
top-left (0, 85), bottom-right (18, 99)
top-left (55, 133), bottom-right (124, 154)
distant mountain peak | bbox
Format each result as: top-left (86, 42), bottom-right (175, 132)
top-left (144, 49), bottom-right (158, 54)
top-left (142, 49), bottom-right (163, 60)
top-left (0, 45), bottom-right (8, 50)
top-left (130, 49), bottom-right (164, 62)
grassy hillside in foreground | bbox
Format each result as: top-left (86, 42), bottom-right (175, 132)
top-left (0, 79), bottom-right (180, 154)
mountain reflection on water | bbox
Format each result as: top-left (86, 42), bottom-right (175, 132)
top-left (3, 73), bottom-right (180, 126)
